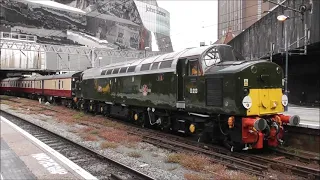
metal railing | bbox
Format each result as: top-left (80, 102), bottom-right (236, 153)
top-left (0, 32), bottom-right (37, 42)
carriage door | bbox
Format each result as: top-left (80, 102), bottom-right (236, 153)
top-left (41, 80), bottom-right (44, 95)
top-left (177, 58), bottom-right (187, 105)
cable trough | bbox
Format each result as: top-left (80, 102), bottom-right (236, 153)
top-left (0, 110), bottom-right (154, 180)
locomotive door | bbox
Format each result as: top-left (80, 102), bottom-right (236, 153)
top-left (177, 58), bottom-right (186, 102)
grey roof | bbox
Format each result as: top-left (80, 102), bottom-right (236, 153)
top-left (82, 44), bottom-right (233, 80)
top-left (34, 72), bottom-right (81, 80)
top-left (1, 72), bottom-right (81, 82)
top-left (1, 77), bottom-right (24, 82)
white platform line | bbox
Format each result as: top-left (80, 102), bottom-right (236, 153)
top-left (0, 116), bottom-right (98, 180)
top-left (1, 173), bottom-right (4, 180)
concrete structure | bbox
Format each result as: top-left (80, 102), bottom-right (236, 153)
top-left (0, 32), bottom-right (165, 75)
top-left (0, 0), bottom-right (172, 75)
top-left (0, 0), bottom-right (173, 52)
top-left (218, 0), bottom-right (282, 40)
top-left (227, 0), bottom-right (319, 106)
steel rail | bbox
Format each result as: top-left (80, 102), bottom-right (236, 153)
top-left (1, 96), bottom-right (319, 179)
top-left (0, 110), bottom-right (155, 180)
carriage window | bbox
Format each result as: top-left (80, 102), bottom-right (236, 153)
top-left (54, 81), bottom-right (56, 89)
top-left (58, 80), bottom-right (61, 89)
top-left (189, 60), bottom-right (200, 76)
top-left (62, 81), bottom-right (63, 89)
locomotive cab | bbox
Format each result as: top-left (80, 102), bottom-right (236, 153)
top-left (177, 45), bottom-right (300, 151)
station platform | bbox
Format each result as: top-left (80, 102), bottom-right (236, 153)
top-left (0, 116), bottom-right (97, 180)
top-left (284, 104), bottom-right (320, 129)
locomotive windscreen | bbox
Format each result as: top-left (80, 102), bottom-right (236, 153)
top-left (216, 46), bottom-right (245, 62)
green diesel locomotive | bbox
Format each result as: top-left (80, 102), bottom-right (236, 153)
top-left (75, 44), bottom-right (300, 151)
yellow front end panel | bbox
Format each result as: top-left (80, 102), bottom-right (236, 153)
top-left (247, 88), bottom-right (284, 116)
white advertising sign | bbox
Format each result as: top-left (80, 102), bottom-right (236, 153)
top-left (133, 1), bottom-right (170, 36)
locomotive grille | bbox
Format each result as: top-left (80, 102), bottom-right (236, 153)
top-left (206, 78), bottom-right (223, 106)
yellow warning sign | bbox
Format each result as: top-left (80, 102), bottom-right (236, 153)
top-left (244, 79), bottom-right (248, 86)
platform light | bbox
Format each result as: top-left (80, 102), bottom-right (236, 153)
top-left (277, 15), bottom-right (289, 22)
top-left (144, 47), bottom-right (150, 57)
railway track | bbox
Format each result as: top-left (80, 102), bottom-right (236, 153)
top-left (2, 97), bottom-right (320, 179)
top-left (128, 130), bottom-right (320, 180)
top-left (271, 147), bottom-right (320, 164)
top-left (0, 110), bottom-right (154, 180)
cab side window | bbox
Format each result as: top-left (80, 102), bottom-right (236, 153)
top-left (188, 60), bottom-right (200, 76)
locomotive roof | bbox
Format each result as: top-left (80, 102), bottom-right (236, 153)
top-left (82, 44), bottom-right (234, 80)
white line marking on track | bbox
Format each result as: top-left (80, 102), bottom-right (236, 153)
top-left (0, 116), bottom-right (98, 180)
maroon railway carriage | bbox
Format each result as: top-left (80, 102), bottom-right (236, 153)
top-left (0, 77), bottom-right (35, 96)
top-left (0, 72), bottom-right (81, 105)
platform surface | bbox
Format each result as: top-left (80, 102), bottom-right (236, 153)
top-left (284, 104), bottom-right (320, 129)
top-left (0, 116), bottom-right (97, 180)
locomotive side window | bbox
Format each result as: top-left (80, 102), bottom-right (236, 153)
top-left (120, 67), bottom-right (128, 73)
top-left (160, 60), bottom-right (173, 69)
top-left (151, 62), bottom-right (159, 70)
top-left (101, 70), bottom-right (107, 75)
top-left (106, 69), bottom-right (112, 74)
top-left (188, 60), bottom-right (200, 76)
top-left (112, 68), bottom-right (120, 74)
top-left (141, 63), bottom-right (151, 71)
top-left (127, 66), bottom-right (136, 72)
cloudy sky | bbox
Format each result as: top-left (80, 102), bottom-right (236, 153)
top-left (157, 0), bottom-right (218, 51)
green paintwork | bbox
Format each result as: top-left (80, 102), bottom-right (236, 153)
top-left (77, 43), bottom-right (284, 119)
top-left (78, 58), bottom-right (283, 117)
top-left (183, 60), bottom-right (284, 116)
top-left (79, 72), bottom-right (178, 110)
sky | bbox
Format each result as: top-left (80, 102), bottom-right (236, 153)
top-left (157, 0), bottom-right (218, 51)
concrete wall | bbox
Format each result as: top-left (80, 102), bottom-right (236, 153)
top-left (228, 0), bottom-right (318, 59)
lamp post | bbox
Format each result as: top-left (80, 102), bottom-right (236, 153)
top-left (144, 47), bottom-right (150, 58)
top-left (277, 10), bottom-right (291, 111)
top-left (98, 56), bottom-right (102, 67)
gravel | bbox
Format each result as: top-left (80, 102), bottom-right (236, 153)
top-left (1, 104), bottom-right (192, 180)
